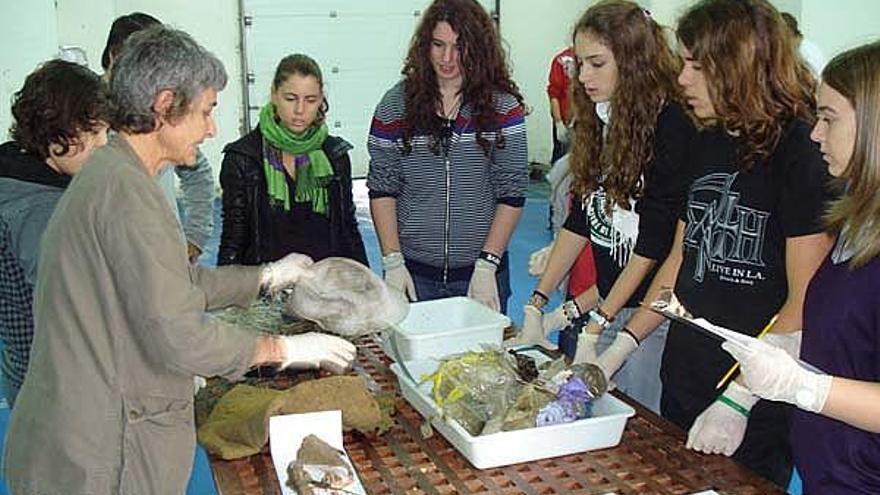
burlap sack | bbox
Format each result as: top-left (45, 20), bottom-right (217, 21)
top-left (198, 375), bottom-right (392, 459)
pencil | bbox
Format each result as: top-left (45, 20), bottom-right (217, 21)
top-left (715, 314), bottom-right (779, 390)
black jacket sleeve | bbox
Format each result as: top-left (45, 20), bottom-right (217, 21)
top-left (562, 195), bottom-right (590, 238)
top-left (634, 102), bottom-right (696, 261)
top-left (334, 151), bottom-right (369, 265)
top-left (217, 150), bottom-right (252, 266)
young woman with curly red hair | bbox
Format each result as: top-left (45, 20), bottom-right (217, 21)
top-left (367, 0), bottom-right (528, 313)
top-left (510, 0), bottom-right (695, 416)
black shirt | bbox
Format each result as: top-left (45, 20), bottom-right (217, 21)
top-left (563, 101), bottom-right (695, 307)
top-left (663, 119), bottom-right (834, 403)
top-left (265, 171), bottom-right (334, 263)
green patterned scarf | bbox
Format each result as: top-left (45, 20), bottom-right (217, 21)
top-left (258, 103), bottom-right (333, 214)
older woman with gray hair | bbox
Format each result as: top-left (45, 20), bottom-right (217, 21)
top-left (3, 26), bottom-right (356, 494)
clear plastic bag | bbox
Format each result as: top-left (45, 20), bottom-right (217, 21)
top-left (286, 257), bottom-right (409, 337)
top-left (425, 349), bottom-right (522, 436)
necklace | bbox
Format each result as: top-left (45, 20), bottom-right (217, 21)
top-left (440, 93), bottom-right (462, 120)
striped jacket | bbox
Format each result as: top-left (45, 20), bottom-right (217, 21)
top-left (367, 81), bottom-right (528, 270)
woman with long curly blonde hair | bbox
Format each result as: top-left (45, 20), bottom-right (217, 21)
top-left (612, 0), bottom-right (836, 487)
top-left (510, 0), bottom-right (695, 415)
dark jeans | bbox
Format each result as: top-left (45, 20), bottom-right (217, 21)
top-left (407, 255), bottom-right (511, 315)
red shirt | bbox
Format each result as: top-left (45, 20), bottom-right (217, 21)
top-left (547, 47), bottom-right (576, 123)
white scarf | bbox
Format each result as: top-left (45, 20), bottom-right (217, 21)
top-left (595, 100), bottom-right (639, 266)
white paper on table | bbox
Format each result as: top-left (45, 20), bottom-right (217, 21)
top-left (269, 410), bottom-right (366, 495)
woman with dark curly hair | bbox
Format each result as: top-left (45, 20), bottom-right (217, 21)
top-left (509, 0), bottom-right (695, 415)
top-left (613, 0), bottom-right (835, 486)
top-left (0, 59), bottom-right (111, 407)
top-left (367, 0), bottom-right (528, 313)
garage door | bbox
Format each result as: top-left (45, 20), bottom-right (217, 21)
top-left (241, 0), bottom-right (497, 177)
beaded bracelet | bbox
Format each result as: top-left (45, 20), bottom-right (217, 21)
top-left (588, 307), bottom-right (612, 330)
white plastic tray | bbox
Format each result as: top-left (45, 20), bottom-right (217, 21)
top-left (391, 357), bottom-right (635, 469)
top-left (382, 297), bottom-right (509, 362)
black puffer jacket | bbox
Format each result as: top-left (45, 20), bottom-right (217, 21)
top-left (218, 128), bottom-right (368, 266)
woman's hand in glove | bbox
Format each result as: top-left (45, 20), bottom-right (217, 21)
top-left (687, 381), bottom-right (757, 455)
top-left (528, 244), bottom-right (553, 276)
top-left (555, 121), bottom-right (570, 145)
top-left (279, 332), bottom-right (357, 375)
top-left (505, 305), bottom-right (557, 349)
top-left (261, 252), bottom-right (314, 293)
top-left (572, 331), bottom-right (600, 365)
top-left (595, 331), bottom-right (638, 379)
top-left (467, 259), bottom-right (500, 311)
top-left (382, 252), bottom-right (418, 302)
top-left (722, 338), bottom-right (831, 413)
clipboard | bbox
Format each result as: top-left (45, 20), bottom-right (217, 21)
top-left (648, 289), bottom-right (822, 373)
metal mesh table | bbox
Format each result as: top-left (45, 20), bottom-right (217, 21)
top-left (208, 336), bottom-right (784, 495)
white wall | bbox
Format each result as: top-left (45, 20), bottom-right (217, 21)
top-left (801, 0), bottom-right (880, 57)
top-left (52, 0), bottom-right (243, 183)
top-left (647, 0), bottom-right (880, 60)
top-left (501, 0), bottom-right (650, 165)
top-left (0, 0), bottom-right (58, 140)
top-left (2, 0), bottom-right (878, 182)
top-left (500, 0), bottom-right (587, 165)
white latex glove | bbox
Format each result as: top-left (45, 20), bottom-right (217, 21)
top-left (193, 376), bottom-right (207, 395)
top-left (505, 305), bottom-right (557, 349)
top-left (542, 302), bottom-right (574, 334)
top-left (280, 332), bottom-right (357, 375)
top-left (555, 120), bottom-right (569, 145)
top-left (261, 252), bottom-right (314, 293)
top-left (687, 381), bottom-right (758, 456)
top-left (722, 338), bottom-right (832, 413)
top-left (761, 331), bottom-right (802, 360)
top-left (528, 244), bottom-right (553, 276)
top-left (595, 331), bottom-right (638, 379)
top-left (572, 331), bottom-right (600, 365)
top-left (382, 252), bottom-right (417, 302)
top-left (467, 258), bottom-right (500, 311)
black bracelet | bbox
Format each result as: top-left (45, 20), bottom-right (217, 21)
top-left (528, 290), bottom-right (549, 310)
top-left (479, 250), bottom-right (502, 267)
top-left (532, 290), bottom-right (549, 303)
top-left (621, 327), bottom-right (641, 346)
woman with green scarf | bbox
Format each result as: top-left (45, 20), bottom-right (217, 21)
top-left (219, 54), bottom-right (367, 266)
